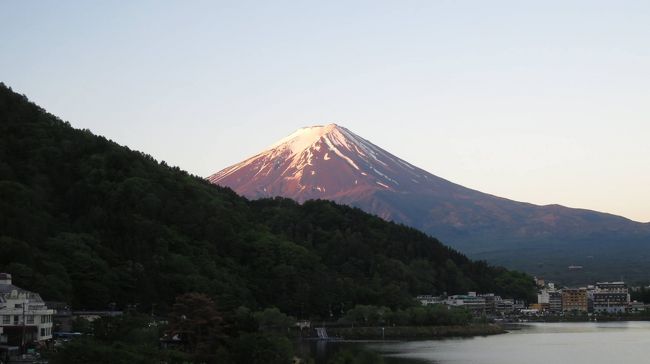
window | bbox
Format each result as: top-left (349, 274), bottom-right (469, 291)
top-left (2, 315), bottom-right (9, 324)
top-left (26, 315), bottom-right (34, 324)
top-left (13, 315), bottom-right (19, 325)
top-left (40, 328), bottom-right (45, 337)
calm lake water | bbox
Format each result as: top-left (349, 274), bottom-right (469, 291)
top-left (301, 322), bottom-right (650, 364)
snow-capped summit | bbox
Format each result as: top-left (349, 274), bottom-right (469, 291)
top-left (267, 124), bottom-right (341, 156)
top-left (208, 123), bottom-right (444, 205)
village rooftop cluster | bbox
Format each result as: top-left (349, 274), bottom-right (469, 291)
top-left (417, 278), bottom-right (648, 318)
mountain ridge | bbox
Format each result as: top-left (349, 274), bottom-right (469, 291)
top-left (0, 83), bottom-right (535, 315)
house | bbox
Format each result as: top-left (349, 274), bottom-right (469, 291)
top-left (0, 273), bottom-right (55, 348)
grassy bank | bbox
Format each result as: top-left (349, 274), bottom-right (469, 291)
top-left (326, 324), bottom-right (505, 340)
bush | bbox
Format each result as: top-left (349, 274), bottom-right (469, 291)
top-left (340, 304), bottom-right (471, 327)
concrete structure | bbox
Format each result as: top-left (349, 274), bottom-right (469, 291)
top-left (538, 283), bottom-right (564, 313)
top-left (416, 295), bottom-right (445, 306)
top-left (537, 289), bottom-right (550, 305)
top-left (496, 298), bottom-right (515, 313)
top-left (478, 294), bottom-right (502, 315)
top-left (446, 292), bottom-right (486, 314)
top-left (530, 303), bottom-right (549, 311)
top-left (0, 273), bottom-right (54, 348)
top-left (586, 285), bottom-right (596, 313)
top-left (520, 308), bottom-right (540, 316)
top-left (593, 282), bottom-right (630, 313)
top-left (629, 301), bottom-right (648, 313)
top-left (513, 299), bottom-right (526, 311)
top-left (562, 288), bottom-right (588, 313)
top-left (418, 291), bottom-right (522, 316)
top-left (548, 291), bottom-right (562, 313)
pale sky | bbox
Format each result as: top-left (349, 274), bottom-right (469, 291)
top-left (1, 1), bottom-right (649, 222)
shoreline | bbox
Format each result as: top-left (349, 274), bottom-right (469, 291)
top-left (323, 323), bottom-right (506, 340)
top-left (514, 315), bottom-right (650, 323)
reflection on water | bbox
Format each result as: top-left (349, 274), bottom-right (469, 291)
top-left (299, 322), bottom-right (650, 364)
top-left (371, 321), bottom-right (650, 364)
top-left (296, 339), bottom-right (424, 364)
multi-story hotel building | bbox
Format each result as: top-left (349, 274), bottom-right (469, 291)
top-left (0, 273), bottom-right (54, 348)
top-left (593, 282), bottom-right (629, 313)
top-left (446, 292), bottom-right (487, 314)
top-left (562, 288), bottom-right (588, 313)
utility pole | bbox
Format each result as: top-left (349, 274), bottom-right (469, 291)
top-left (21, 302), bottom-right (25, 354)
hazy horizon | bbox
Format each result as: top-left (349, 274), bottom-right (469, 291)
top-left (2, 1), bottom-right (648, 222)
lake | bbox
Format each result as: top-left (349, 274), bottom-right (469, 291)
top-left (301, 321), bottom-right (650, 364)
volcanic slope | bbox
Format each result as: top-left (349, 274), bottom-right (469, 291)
top-left (209, 124), bottom-right (650, 283)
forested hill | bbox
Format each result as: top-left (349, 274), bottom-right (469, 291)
top-left (0, 83), bottom-right (534, 317)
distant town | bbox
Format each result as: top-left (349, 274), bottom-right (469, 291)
top-left (417, 277), bottom-right (649, 319)
top-left (3, 269), bottom-right (650, 362)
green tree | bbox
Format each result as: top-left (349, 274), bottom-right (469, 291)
top-left (253, 307), bottom-right (295, 331)
top-left (167, 292), bottom-right (226, 360)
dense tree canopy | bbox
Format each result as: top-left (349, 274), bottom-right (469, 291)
top-left (0, 83), bottom-right (535, 319)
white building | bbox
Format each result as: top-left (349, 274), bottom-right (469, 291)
top-left (538, 289), bottom-right (550, 304)
top-left (416, 295), bottom-right (445, 306)
top-left (0, 273), bottom-right (54, 347)
top-left (446, 292), bottom-right (486, 313)
top-left (547, 283), bottom-right (556, 291)
top-left (496, 298), bottom-right (515, 313)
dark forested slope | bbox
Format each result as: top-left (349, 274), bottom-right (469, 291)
top-left (0, 83), bottom-right (534, 317)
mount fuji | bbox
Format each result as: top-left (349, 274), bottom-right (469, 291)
top-left (209, 124), bottom-right (650, 282)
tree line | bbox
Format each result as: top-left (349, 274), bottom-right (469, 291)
top-left (0, 82), bottom-right (536, 362)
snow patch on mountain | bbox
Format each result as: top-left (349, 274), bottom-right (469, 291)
top-left (208, 123), bottom-right (437, 200)
top-left (322, 134), bottom-right (360, 170)
top-left (268, 124), bottom-right (336, 155)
